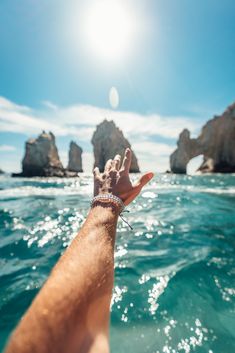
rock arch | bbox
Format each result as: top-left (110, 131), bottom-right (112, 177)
top-left (170, 102), bottom-right (235, 174)
top-left (170, 129), bottom-right (202, 174)
top-left (187, 155), bottom-right (204, 175)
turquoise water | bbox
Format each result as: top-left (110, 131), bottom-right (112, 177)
top-left (0, 174), bottom-right (235, 352)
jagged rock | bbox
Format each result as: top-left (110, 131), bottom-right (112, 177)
top-left (68, 141), bottom-right (83, 172)
top-left (13, 131), bottom-right (77, 177)
top-left (170, 129), bottom-right (202, 174)
top-left (170, 102), bottom-right (235, 173)
top-left (0, 168), bottom-right (4, 174)
top-left (91, 120), bottom-right (140, 172)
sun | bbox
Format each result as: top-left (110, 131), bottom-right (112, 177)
top-left (80, 0), bottom-right (138, 66)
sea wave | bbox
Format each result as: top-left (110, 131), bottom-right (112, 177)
top-left (1, 183), bottom-right (235, 199)
top-left (1, 174), bottom-right (235, 353)
top-left (0, 186), bottom-right (92, 198)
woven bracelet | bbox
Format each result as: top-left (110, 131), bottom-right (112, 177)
top-left (91, 193), bottom-right (125, 213)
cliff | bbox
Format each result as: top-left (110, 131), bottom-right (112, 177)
top-left (91, 120), bottom-right (140, 172)
top-left (67, 141), bottom-right (83, 172)
top-left (13, 131), bottom-right (77, 177)
top-left (170, 102), bottom-right (235, 173)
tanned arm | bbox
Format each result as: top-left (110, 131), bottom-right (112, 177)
top-left (5, 148), bottom-right (153, 353)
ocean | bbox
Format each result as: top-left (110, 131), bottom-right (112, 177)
top-left (0, 174), bottom-right (235, 353)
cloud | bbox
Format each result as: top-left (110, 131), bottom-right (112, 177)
top-left (43, 103), bottom-right (202, 140)
top-left (0, 96), bottom-right (201, 138)
top-left (0, 102), bottom-right (61, 136)
top-left (0, 97), bottom-right (31, 113)
top-left (132, 141), bottom-right (175, 171)
top-left (0, 96), bottom-right (203, 172)
top-left (0, 144), bottom-right (16, 152)
top-left (82, 152), bottom-right (94, 171)
top-left (133, 141), bottom-right (174, 156)
top-left (41, 100), bottom-right (58, 111)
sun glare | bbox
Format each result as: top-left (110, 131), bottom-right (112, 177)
top-left (80, 0), bottom-right (138, 66)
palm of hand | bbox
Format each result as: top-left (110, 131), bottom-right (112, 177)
top-left (94, 149), bottom-right (153, 206)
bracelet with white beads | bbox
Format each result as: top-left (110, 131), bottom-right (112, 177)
top-left (91, 193), bottom-right (125, 213)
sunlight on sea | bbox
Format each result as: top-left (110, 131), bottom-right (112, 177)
top-left (0, 174), bottom-right (235, 352)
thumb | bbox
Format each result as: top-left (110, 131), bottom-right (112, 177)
top-left (136, 172), bottom-right (154, 188)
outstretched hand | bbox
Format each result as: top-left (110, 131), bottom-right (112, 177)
top-left (93, 148), bottom-right (154, 206)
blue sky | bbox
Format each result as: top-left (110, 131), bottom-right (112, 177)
top-left (0, 0), bottom-right (235, 172)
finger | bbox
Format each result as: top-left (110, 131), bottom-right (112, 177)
top-left (134, 172), bottom-right (154, 189)
top-left (120, 148), bottom-right (132, 174)
top-left (113, 154), bottom-right (121, 170)
top-left (124, 173), bottom-right (154, 205)
top-left (93, 167), bottom-right (100, 178)
top-left (124, 190), bottom-right (139, 206)
top-left (105, 159), bottom-right (113, 172)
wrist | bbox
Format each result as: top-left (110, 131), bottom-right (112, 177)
top-left (87, 204), bottom-right (119, 233)
top-left (90, 202), bottom-right (119, 217)
top-left (91, 193), bottom-right (124, 214)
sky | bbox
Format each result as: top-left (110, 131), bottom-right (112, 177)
top-left (0, 0), bottom-right (235, 173)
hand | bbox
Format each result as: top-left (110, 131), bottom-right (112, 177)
top-left (93, 148), bottom-right (154, 206)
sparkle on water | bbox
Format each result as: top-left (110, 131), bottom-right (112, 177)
top-left (0, 173), bottom-right (235, 352)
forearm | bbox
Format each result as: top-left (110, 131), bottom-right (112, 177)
top-left (5, 148), bottom-right (153, 353)
top-left (5, 205), bottom-right (118, 353)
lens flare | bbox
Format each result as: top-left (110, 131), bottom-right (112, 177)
top-left (109, 87), bottom-right (119, 109)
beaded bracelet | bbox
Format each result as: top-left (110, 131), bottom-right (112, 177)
top-left (91, 193), bottom-right (133, 230)
top-left (91, 193), bottom-right (125, 213)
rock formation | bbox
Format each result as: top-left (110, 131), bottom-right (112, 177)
top-left (170, 129), bottom-right (202, 174)
top-left (0, 168), bottom-right (4, 174)
top-left (170, 102), bottom-right (235, 173)
top-left (67, 141), bottom-right (83, 172)
top-left (91, 120), bottom-right (140, 172)
top-left (13, 131), bottom-right (77, 177)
